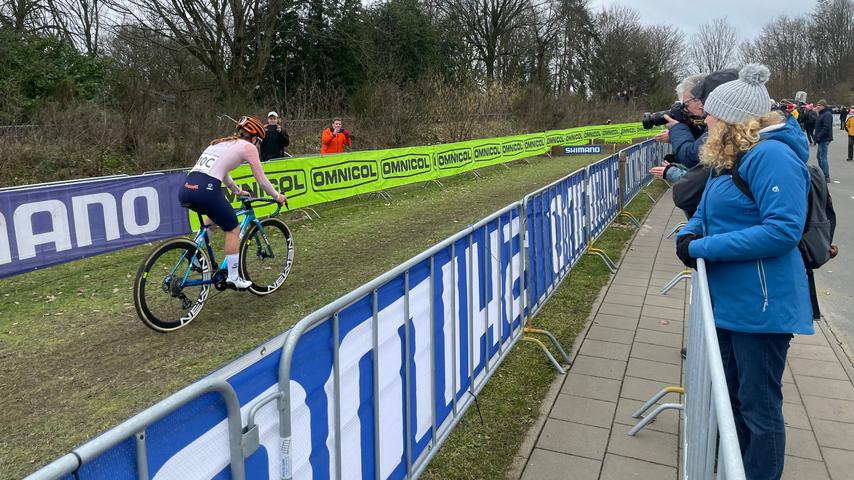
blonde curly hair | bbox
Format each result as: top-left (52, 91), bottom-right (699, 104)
top-left (700, 111), bottom-right (786, 172)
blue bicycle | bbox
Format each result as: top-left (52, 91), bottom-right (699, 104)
top-left (133, 196), bottom-right (294, 332)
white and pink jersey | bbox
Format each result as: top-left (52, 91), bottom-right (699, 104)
top-left (190, 139), bottom-right (278, 197)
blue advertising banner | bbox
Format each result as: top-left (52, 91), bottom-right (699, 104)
top-left (0, 173), bottom-right (189, 278)
top-left (46, 207), bottom-right (526, 480)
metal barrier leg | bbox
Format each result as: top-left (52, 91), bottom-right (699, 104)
top-left (521, 336), bottom-right (566, 374)
top-left (422, 179), bottom-right (445, 188)
top-left (470, 170), bottom-right (483, 179)
top-left (627, 403), bottom-right (683, 436)
top-left (586, 246), bottom-right (617, 273)
top-left (524, 327), bottom-right (572, 364)
top-left (665, 222), bottom-right (687, 239)
top-left (620, 210), bottom-right (641, 227)
top-left (642, 191), bottom-right (656, 202)
top-left (630, 386), bottom-right (684, 419)
top-left (660, 270), bottom-right (691, 295)
top-left (294, 208), bottom-right (320, 220)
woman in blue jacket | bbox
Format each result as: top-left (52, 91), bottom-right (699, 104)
top-left (675, 64), bottom-right (812, 480)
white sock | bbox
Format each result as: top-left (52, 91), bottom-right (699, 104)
top-left (226, 254), bottom-right (239, 280)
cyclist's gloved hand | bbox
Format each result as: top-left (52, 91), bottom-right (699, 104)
top-left (676, 233), bottom-right (701, 269)
top-left (276, 193), bottom-right (288, 207)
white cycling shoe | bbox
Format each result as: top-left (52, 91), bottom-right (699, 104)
top-left (226, 277), bottom-right (252, 290)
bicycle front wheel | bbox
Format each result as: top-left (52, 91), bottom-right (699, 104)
top-left (133, 238), bottom-right (212, 332)
top-left (239, 217), bottom-right (295, 296)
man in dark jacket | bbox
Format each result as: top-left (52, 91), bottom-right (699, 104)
top-left (803, 104), bottom-right (818, 145)
top-left (260, 111), bottom-right (290, 162)
top-left (814, 100), bottom-right (834, 181)
top-left (839, 106), bottom-right (849, 131)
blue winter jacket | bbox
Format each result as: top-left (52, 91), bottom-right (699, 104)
top-left (814, 108), bottom-right (834, 143)
top-left (669, 122), bottom-right (706, 168)
top-left (678, 114), bottom-right (813, 334)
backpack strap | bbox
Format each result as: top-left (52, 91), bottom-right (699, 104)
top-left (807, 268), bottom-right (821, 320)
top-left (729, 152), bottom-right (755, 201)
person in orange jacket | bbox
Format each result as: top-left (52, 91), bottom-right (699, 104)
top-left (321, 118), bottom-right (352, 154)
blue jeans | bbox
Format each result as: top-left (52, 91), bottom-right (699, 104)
top-left (817, 141), bottom-right (830, 178)
top-left (717, 329), bottom-right (792, 480)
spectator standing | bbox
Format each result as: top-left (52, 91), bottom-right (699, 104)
top-left (655, 70), bottom-right (740, 190)
top-left (676, 64), bottom-right (812, 480)
top-left (803, 104), bottom-right (817, 145)
top-left (845, 108), bottom-right (854, 161)
top-left (840, 106), bottom-right (849, 130)
top-left (815, 100), bottom-right (834, 181)
top-left (664, 69), bottom-right (739, 170)
top-left (260, 111), bottom-right (290, 162)
top-left (321, 118), bottom-right (352, 154)
top-left (787, 103), bottom-right (799, 121)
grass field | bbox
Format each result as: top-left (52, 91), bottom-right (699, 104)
top-left (0, 150), bottom-right (667, 479)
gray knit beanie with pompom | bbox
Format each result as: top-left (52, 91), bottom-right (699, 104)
top-left (703, 64), bottom-right (772, 124)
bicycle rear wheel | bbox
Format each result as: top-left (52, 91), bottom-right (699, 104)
top-left (239, 217), bottom-right (295, 296)
top-left (133, 238), bottom-right (212, 332)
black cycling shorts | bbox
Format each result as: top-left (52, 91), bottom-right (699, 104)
top-left (178, 172), bottom-right (239, 231)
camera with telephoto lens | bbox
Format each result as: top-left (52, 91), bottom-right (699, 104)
top-left (642, 101), bottom-right (689, 129)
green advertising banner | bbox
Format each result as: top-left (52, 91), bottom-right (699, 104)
top-left (189, 122), bottom-right (662, 227)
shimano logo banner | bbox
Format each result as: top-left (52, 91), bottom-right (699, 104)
top-left (0, 173), bottom-right (188, 278)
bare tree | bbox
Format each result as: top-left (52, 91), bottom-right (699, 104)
top-left (1, 0), bottom-right (48, 32)
top-left (740, 15), bottom-right (812, 98)
top-left (109, 0), bottom-right (287, 99)
top-left (440, 0), bottom-right (533, 82)
top-left (811, 0), bottom-right (854, 87)
top-left (44, 0), bottom-right (101, 54)
top-left (688, 17), bottom-right (739, 73)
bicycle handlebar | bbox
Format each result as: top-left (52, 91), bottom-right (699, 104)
top-left (236, 196), bottom-right (288, 216)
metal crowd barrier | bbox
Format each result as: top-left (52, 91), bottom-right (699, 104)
top-left (26, 139), bottom-right (674, 480)
top-left (273, 202), bottom-right (527, 479)
top-left (683, 260), bottom-right (745, 479)
top-left (628, 259), bottom-right (745, 479)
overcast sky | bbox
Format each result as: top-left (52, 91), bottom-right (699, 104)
top-left (587, 0), bottom-right (817, 40)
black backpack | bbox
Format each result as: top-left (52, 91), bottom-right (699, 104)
top-left (671, 164), bottom-right (710, 219)
top-left (731, 159), bottom-right (837, 318)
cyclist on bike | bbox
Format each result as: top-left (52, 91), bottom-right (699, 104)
top-left (179, 115), bottom-right (287, 289)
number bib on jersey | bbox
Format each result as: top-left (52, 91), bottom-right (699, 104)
top-left (191, 153), bottom-right (220, 175)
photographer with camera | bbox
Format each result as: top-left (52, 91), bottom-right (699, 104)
top-left (662, 70), bottom-right (739, 168)
top-left (321, 117), bottom-right (353, 154)
top-left (649, 74), bottom-right (705, 182)
top-left (260, 111), bottom-right (290, 162)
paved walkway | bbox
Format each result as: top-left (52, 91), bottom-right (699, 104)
top-left (514, 194), bottom-right (854, 479)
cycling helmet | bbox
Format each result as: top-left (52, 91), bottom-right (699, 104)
top-left (236, 115), bottom-right (266, 140)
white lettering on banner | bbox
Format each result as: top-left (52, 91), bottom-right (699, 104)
top-left (14, 200), bottom-right (72, 260)
top-left (152, 383), bottom-right (307, 480)
top-left (1, 188), bottom-right (162, 267)
top-left (550, 192), bottom-right (567, 275)
top-left (441, 260), bottom-right (455, 411)
top-left (0, 213), bottom-right (10, 265)
top-left (324, 372), bottom-right (337, 479)
top-left (339, 310), bottom-right (372, 479)
top-left (488, 227), bottom-right (501, 368)
top-left (122, 188), bottom-right (160, 235)
top-left (142, 226), bottom-right (525, 480)
top-left (377, 294), bottom-right (405, 479)
top-left (71, 194), bottom-right (120, 247)
top-left (471, 239), bottom-right (486, 382)
top-left (572, 181), bottom-right (584, 258)
top-left (411, 279), bottom-right (433, 441)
